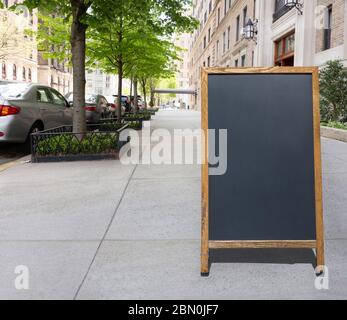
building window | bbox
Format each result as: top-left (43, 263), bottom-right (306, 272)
top-left (2, 63), bottom-right (6, 79)
top-left (22, 67), bottom-right (26, 81)
top-left (323, 5), bottom-right (332, 50)
top-left (252, 51), bottom-right (254, 66)
top-left (223, 31), bottom-right (226, 53)
top-left (208, 28), bottom-right (211, 43)
top-left (241, 55), bottom-right (246, 67)
top-left (253, 0), bottom-right (256, 19)
top-left (209, 1), bottom-right (212, 14)
top-left (243, 6), bottom-right (248, 27)
top-left (235, 59), bottom-right (239, 67)
top-left (203, 61), bottom-right (206, 67)
top-left (217, 8), bottom-right (221, 25)
top-left (227, 26), bottom-right (231, 50)
top-left (274, 32), bottom-right (295, 66)
top-left (203, 36), bottom-right (206, 49)
top-left (13, 64), bottom-right (17, 80)
top-left (204, 11), bottom-right (207, 23)
top-left (236, 15), bottom-right (240, 41)
top-left (207, 56), bottom-right (211, 67)
top-left (28, 68), bottom-right (31, 81)
top-left (273, 0), bottom-right (292, 22)
top-left (216, 40), bottom-right (219, 59)
top-left (224, 0), bottom-right (227, 15)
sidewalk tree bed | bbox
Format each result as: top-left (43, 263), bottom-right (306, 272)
top-left (100, 118), bottom-right (143, 130)
top-left (31, 124), bottom-right (130, 163)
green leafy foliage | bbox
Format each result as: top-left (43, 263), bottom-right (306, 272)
top-left (36, 132), bottom-right (119, 156)
top-left (321, 121), bottom-right (347, 131)
top-left (319, 60), bottom-right (347, 122)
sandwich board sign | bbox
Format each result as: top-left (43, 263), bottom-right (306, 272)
top-left (201, 67), bottom-right (324, 276)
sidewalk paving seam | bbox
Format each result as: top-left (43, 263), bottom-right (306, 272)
top-left (73, 164), bottom-right (138, 300)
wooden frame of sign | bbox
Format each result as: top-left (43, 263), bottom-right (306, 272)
top-left (201, 67), bottom-right (324, 276)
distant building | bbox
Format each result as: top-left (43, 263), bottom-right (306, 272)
top-left (37, 54), bottom-right (73, 95)
top-left (86, 69), bottom-right (116, 96)
top-left (86, 69), bottom-right (132, 97)
top-left (174, 33), bottom-right (191, 109)
top-left (0, 0), bottom-right (38, 84)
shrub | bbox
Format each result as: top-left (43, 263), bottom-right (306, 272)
top-left (319, 60), bottom-right (347, 122)
top-left (36, 133), bottom-right (119, 156)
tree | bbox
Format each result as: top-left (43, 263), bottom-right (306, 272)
top-left (23, 0), bottom-right (94, 135)
top-left (319, 60), bottom-right (347, 122)
top-left (87, 0), bottom-right (197, 117)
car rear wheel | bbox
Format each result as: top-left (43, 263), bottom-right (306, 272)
top-left (25, 123), bottom-right (43, 153)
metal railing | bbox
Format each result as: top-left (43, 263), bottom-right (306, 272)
top-left (31, 123), bottom-right (129, 163)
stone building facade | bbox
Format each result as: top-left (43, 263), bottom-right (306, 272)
top-left (188, 0), bottom-right (347, 110)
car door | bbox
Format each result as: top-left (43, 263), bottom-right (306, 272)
top-left (48, 88), bottom-right (73, 126)
top-left (36, 87), bottom-right (57, 129)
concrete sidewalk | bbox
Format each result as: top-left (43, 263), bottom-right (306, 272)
top-left (0, 110), bottom-right (346, 299)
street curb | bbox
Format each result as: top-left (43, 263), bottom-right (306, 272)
top-left (0, 155), bottom-right (31, 173)
top-left (321, 126), bottom-right (347, 143)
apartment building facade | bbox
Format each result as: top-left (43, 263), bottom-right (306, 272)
top-left (188, 0), bottom-right (347, 110)
top-left (0, 0), bottom-right (38, 84)
top-left (86, 69), bottom-right (117, 97)
top-left (37, 54), bottom-right (73, 95)
top-left (175, 33), bottom-right (191, 108)
top-left (0, 0), bottom-right (73, 94)
top-left (257, 0), bottom-right (347, 68)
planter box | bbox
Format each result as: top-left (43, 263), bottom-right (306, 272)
top-left (31, 123), bottom-right (130, 163)
top-left (123, 118), bottom-right (144, 130)
top-left (321, 126), bottom-right (347, 143)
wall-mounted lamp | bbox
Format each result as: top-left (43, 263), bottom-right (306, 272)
top-left (243, 19), bottom-right (258, 43)
top-left (284, 0), bottom-right (303, 15)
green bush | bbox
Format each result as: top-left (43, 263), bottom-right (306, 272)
top-left (36, 133), bottom-right (119, 156)
top-left (319, 60), bottom-right (347, 122)
top-left (321, 121), bottom-right (347, 131)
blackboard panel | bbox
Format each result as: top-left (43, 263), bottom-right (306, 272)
top-left (208, 73), bottom-right (316, 241)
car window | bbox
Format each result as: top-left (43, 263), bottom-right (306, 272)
top-left (86, 95), bottom-right (97, 104)
top-left (0, 84), bottom-right (30, 99)
top-left (37, 88), bottom-right (51, 103)
top-left (49, 89), bottom-right (66, 107)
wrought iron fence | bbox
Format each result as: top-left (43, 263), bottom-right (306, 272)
top-left (31, 123), bottom-right (129, 163)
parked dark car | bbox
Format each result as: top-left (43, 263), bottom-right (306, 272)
top-left (65, 93), bottom-right (110, 123)
top-left (0, 82), bottom-right (72, 143)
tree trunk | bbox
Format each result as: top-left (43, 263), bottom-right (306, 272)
top-left (129, 76), bottom-right (133, 98)
top-left (117, 62), bottom-right (123, 123)
top-left (70, 0), bottom-right (88, 136)
top-left (134, 77), bottom-right (138, 113)
top-left (116, 15), bottom-right (123, 124)
top-left (141, 78), bottom-right (147, 109)
top-left (150, 82), bottom-right (155, 107)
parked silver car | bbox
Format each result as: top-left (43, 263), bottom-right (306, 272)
top-left (65, 93), bottom-right (109, 123)
top-left (0, 83), bottom-right (72, 143)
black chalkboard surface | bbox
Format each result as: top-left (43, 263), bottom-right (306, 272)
top-left (201, 68), bottom-right (324, 276)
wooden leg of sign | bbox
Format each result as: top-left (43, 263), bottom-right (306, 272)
top-left (201, 247), bottom-right (209, 277)
top-left (316, 241), bottom-right (325, 275)
top-left (201, 203), bottom-right (209, 276)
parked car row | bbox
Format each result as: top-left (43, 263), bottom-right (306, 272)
top-left (0, 82), bottom-right (131, 145)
